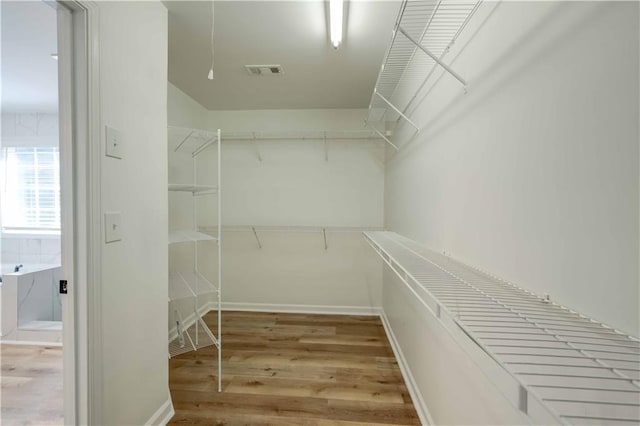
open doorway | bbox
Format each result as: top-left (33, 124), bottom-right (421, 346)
top-left (1, 2), bottom-right (74, 424)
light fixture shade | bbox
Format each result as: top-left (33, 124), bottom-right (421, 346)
top-left (208, 68), bottom-right (214, 80)
top-left (329, 0), bottom-right (343, 49)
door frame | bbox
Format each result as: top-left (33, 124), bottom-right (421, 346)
top-left (56, 1), bottom-right (102, 424)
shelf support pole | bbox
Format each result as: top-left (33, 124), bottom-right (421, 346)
top-left (374, 89), bottom-right (420, 131)
top-left (397, 26), bottom-right (467, 87)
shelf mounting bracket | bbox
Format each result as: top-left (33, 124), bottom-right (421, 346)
top-left (398, 26), bottom-right (467, 87)
top-left (253, 132), bottom-right (262, 162)
top-left (368, 124), bottom-right (399, 151)
top-left (374, 89), bottom-right (420, 132)
top-left (324, 132), bottom-right (328, 162)
top-left (322, 228), bottom-right (327, 250)
top-left (252, 226), bottom-right (262, 249)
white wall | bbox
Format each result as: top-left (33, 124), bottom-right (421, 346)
top-left (206, 109), bottom-right (384, 310)
top-left (99, 3), bottom-right (168, 424)
top-left (385, 1), bottom-right (639, 337)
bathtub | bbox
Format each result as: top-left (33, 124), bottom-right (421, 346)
top-left (0, 263), bottom-right (62, 343)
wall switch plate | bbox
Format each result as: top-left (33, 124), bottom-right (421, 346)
top-left (104, 212), bottom-right (122, 243)
top-left (105, 126), bottom-right (123, 159)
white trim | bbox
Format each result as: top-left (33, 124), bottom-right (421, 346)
top-left (222, 302), bottom-right (382, 317)
top-left (379, 310), bottom-right (433, 426)
top-left (144, 395), bottom-right (175, 426)
top-left (56, 4), bottom-right (77, 425)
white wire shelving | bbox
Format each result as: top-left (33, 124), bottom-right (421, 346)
top-left (366, 0), bottom-right (481, 141)
top-left (200, 225), bottom-right (384, 251)
top-left (169, 230), bottom-right (217, 244)
top-left (168, 184), bottom-right (218, 195)
top-left (219, 129), bottom-right (389, 160)
top-left (364, 231), bottom-right (640, 425)
top-left (168, 126), bottom-right (222, 392)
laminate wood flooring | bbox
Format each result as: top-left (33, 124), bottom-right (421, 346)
top-left (169, 311), bottom-right (420, 425)
top-left (1, 344), bottom-right (63, 426)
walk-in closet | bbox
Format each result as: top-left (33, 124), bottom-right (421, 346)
top-left (1, 0), bottom-right (637, 425)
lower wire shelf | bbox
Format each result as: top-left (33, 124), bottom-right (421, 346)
top-left (169, 317), bottom-right (219, 358)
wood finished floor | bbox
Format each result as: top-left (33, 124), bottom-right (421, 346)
top-left (0, 344), bottom-right (63, 426)
top-left (169, 311), bottom-right (420, 425)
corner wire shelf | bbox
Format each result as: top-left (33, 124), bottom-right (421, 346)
top-left (168, 126), bottom-right (222, 392)
top-left (366, 0), bottom-right (482, 148)
top-left (169, 125), bottom-right (219, 157)
top-left (364, 231), bottom-right (640, 425)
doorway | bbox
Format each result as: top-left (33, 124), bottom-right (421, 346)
top-left (0, 2), bottom-right (76, 424)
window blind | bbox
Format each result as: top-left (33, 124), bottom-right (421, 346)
top-left (1, 146), bottom-right (61, 231)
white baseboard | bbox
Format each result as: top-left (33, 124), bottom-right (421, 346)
top-left (145, 395), bottom-right (174, 426)
top-left (222, 302), bottom-right (382, 316)
top-left (379, 310), bottom-right (433, 426)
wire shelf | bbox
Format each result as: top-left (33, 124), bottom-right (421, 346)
top-left (364, 231), bottom-right (640, 425)
top-left (168, 229), bottom-right (217, 244)
top-left (168, 184), bottom-right (218, 195)
top-left (367, 0), bottom-right (481, 128)
top-left (169, 319), bottom-right (219, 358)
top-left (169, 125), bottom-right (218, 156)
top-left (169, 270), bottom-right (218, 302)
top-left (221, 130), bottom-right (385, 142)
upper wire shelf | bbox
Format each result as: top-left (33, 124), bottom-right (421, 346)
top-left (366, 0), bottom-right (481, 133)
top-left (221, 130), bottom-right (385, 142)
top-left (169, 125), bottom-right (219, 156)
top-left (169, 270), bottom-right (218, 302)
top-left (364, 231), bottom-right (640, 425)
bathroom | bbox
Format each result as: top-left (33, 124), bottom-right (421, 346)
top-left (0, 2), bottom-right (63, 345)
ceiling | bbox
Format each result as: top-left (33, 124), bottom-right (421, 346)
top-left (1, 1), bottom-right (59, 113)
top-left (165, 1), bottom-right (400, 110)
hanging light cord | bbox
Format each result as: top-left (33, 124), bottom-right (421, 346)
top-left (208, 0), bottom-right (215, 79)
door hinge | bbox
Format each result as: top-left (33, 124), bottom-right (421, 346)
top-left (59, 279), bottom-right (68, 294)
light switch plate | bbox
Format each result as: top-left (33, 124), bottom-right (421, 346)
top-left (104, 212), bottom-right (122, 243)
top-left (105, 126), bottom-right (123, 159)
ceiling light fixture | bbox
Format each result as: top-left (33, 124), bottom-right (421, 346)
top-left (329, 0), bottom-right (343, 49)
top-left (207, 0), bottom-right (215, 80)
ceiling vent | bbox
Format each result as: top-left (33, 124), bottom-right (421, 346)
top-left (244, 65), bottom-right (283, 76)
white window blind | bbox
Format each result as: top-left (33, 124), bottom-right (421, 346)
top-left (1, 147), bottom-right (61, 231)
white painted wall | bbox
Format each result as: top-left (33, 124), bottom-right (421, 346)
top-left (385, 1), bottom-right (639, 337)
top-left (98, 3), bottom-right (169, 424)
top-left (207, 109), bottom-right (384, 310)
top-left (165, 98), bottom-right (386, 311)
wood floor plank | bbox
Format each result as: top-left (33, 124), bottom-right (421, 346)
top-left (169, 311), bottom-right (419, 425)
top-left (0, 344), bottom-right (63, 426)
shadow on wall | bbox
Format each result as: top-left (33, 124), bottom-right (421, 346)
top-left (396, 1), bottom-right (615, 155)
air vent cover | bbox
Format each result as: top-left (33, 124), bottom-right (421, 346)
top-left (244, 64), bottom-right (283, 76)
